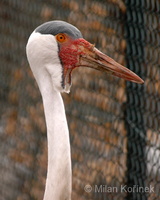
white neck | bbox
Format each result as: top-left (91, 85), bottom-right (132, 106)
top-left (26, 32), bottom-right (72, 200)
top-left (40, 74), bottom-right (71, 200)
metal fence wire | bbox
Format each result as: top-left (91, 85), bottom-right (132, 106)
top-left (0, 0), bottom-right (160, 200)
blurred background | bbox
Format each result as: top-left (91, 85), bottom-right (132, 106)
top-left (0, 0), bottom-right (160, 200)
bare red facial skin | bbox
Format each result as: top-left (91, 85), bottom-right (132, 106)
top-left (59, 38), bottom-right (92, 69)
top-left (58, 38), bottom-right (93, 87)
top-left (58, 37), bottom-right (144, 88)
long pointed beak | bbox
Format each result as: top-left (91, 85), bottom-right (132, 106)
top-left (78, 46), bottom-right (144, 84)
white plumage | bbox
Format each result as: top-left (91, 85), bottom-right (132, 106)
top-left (26, 20), bottom-right (143, 200)
top-left (27, 31), bottom-right (71, 200)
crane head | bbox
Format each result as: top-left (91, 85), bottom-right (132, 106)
top-left (26, 20), bottom-right (144, 93)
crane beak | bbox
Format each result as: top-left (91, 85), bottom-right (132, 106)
top-left (78, 46), bottom-right (144, 84)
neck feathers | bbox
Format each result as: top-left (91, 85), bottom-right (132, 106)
top-left (40, 75), bottom-right (72, 200)
top-left (26, 31), bottom-right (72, 200)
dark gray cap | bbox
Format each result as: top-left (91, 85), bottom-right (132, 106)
top-left (35, 20), bottom-right (83, 39)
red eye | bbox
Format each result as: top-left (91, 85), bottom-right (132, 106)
top-left (56, 33), bottom-right (67, 43)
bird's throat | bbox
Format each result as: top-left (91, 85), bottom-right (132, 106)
top-left (41, 80), bottom-right (72, 200)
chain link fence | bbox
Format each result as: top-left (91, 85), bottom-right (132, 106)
top-left (0, 0), bottom-right (159, 200)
